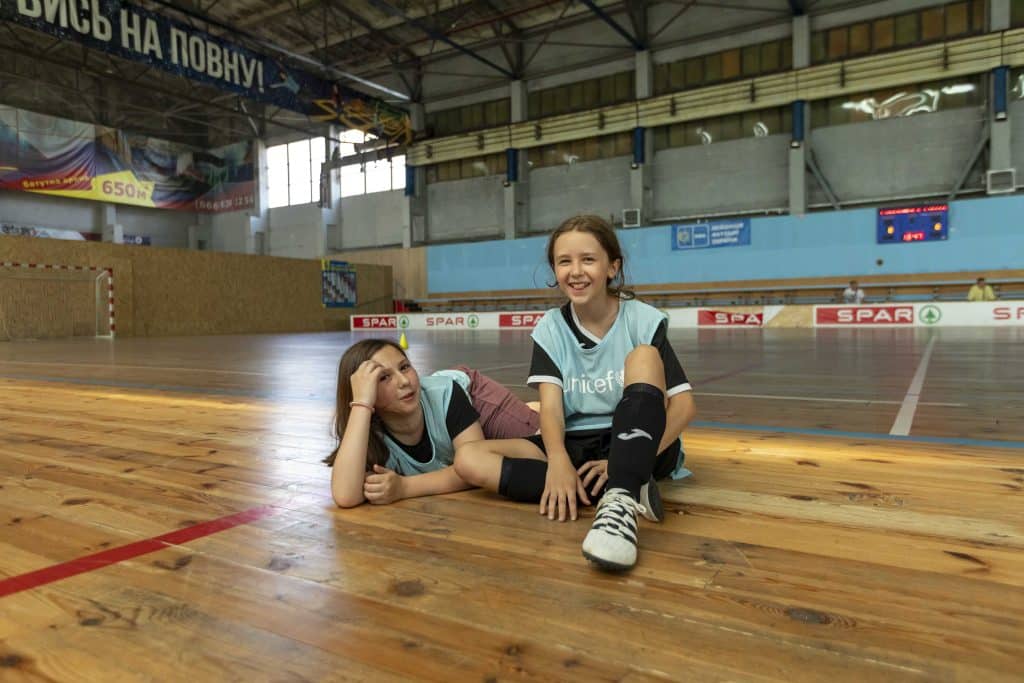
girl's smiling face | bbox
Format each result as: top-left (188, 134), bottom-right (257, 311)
top-left (552, 229), bottom-right (620, 307)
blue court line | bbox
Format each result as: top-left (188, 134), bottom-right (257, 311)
top-left (692, 420), bottom-right (1024, 450)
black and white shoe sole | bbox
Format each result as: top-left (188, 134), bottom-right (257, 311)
top-left (582, 549), bottom-right (635, 572)
top-left (640, 477), bottom-right (665, 523)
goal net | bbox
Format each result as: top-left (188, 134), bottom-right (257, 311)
top-left (0, 263), bottom-right (114, 341)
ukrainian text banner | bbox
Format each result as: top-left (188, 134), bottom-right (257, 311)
top-left (2, 0), bottom-right (300, 106)
top-left (672, 219), bottom-right (751, 251)
top-left (0, 0), bottom-right (410, 141)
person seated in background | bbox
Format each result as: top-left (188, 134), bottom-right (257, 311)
top-left (842, 280), bottom-right (865, 304)
top-left (967, 277), bottom-right (996, 302)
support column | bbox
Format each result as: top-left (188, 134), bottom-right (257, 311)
top-left (251, 138), bottom-right (269, 251)
top-left (404, 102), bottom-right (428, 248)
top-left (792, 15), bottom-right (810, 69)
top-left (788, 100), bottom-right (807, 216)
top-left (629, 127), bottom-right (649, 223)
top-left (990, 0), bottom-right (1010, 31)
top-left (503, 80), bottom-right (529, 239)
top-left (99, 204), bottom-right (123, 244)
top-left (325, 124), bottom-right (343, 250)
top-left (629, 52), bottom-right (654, 225)
top-left (635, 50), bottom-right (653, 99)
top-left (510, 79), bottom-right (528, 122)
top-left (990, 67), bottom-right (1013, 176)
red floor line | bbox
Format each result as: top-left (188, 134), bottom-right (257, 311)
top-left (0, 505), bottom-right (275, 599)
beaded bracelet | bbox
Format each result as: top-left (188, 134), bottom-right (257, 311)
top-left (349, 401), bottom-right (374, 413)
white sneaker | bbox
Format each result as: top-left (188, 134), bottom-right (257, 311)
top-left (639, 476), bottom-right (664, 523)
top-left (582, 488), bottom-right (646, 571)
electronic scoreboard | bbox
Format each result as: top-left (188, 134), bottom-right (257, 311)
top-left (877, 204), bottom-right (949, 244)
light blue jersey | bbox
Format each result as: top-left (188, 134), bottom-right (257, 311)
top-left (381, 372), bottom-right (468, 475)
top-left (529, 299), bottom-right (668, 431)
top-left (527, 299), bottom-right (692, 479)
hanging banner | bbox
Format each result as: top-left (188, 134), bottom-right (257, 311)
top-left (672, 219), bottom-right (751, 251)
top-left (322, 260), bottom-right (357, 308)
top-left (0, 105), bottom-right (254, 212)
top-left (0, 0), bottom-right (409, 141)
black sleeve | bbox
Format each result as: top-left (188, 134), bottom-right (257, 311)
top-left (527, 341), bottom-right (563, 387)
top-left (445, 381), bottom-right (480, 438)
top-left (651, 320), bottom-right (691, 394)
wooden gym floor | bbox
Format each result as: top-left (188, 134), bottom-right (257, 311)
top-left (0, 328), bottom-right (1021, 681)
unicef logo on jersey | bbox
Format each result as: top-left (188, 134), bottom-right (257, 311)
top-left (565, 370), bottom-right (625, 394)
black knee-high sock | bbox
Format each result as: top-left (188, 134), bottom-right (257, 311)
top-left (498, 457), bottom-right (548, 502)
top-left (606, 383), bottom-right (666, 500)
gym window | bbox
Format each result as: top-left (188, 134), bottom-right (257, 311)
top-left (337, 129), bottom-right (406, 198)
top-left (266, 137), bottom-right (326, 208)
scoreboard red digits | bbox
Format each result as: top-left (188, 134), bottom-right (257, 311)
top-left (878, 204), bottom-right (948, 244)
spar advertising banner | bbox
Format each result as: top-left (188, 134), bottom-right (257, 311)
top-left (814, 302), bottom-right (1024, 327)
top-left (697, 309), bottom-right (765, 326)
top-left (353, 303), bottom-right (1024, 330)
top-left (0, 105), bottom-right (254, 211)
top-left (0, 0), bottom-right (410, 141)
top-left (352, 313), bottom-right (547, 330)
top-left (815, 305), bottom-right (915, 326)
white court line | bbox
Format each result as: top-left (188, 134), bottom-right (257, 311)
top-left (502, 385), bottom-right (963, 408)
top-left (0, 360), bottom-right (267, 376)
top-left (699, 391), bottom-right (964, 408)
top-left (889, 334), bottom-right (939, 436)
top-left (475, 362), bottom-right (530, 373)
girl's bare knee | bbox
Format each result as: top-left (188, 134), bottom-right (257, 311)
top-left (625, 344), bottom-right (662, 369)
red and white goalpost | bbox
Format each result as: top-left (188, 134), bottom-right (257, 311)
top-left (0, 261), bottom-right (116, 339)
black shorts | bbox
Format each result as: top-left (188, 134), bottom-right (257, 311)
top-left (524, 429), bottom-right (682, 481)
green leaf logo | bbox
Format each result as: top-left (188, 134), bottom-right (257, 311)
top-left (919, 305), bottom-right (941, 325)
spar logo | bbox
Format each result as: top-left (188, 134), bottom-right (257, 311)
top-left (425, 315), bottom-right (478, 328)
top-left (919, 305), bottom-right (942, 325)
top-left (352, 315), bottom-right (397, 329)
top-left (698, 310), bottom-right (764, 326)
top-left (816, 306), bottom-right (914, 325)
top-left (994, 306), bottom-right (1024, 320)
top-left (499, 313), bottom-right (543, 328)
top-left (398, 315), bottom-right (410, 329)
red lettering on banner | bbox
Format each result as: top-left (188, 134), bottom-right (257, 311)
top-left (352, 315), bottom-right (396, 329)
top-left (993, 306), bottom-right (1024, 320)
top-left (426, 316), bottom-right (464, 327)
top-left (817, 306), bottom-right (914, 325)
top-left (499, 313), bottom-right (543, 328)
top-left (698, 310), bottom-right (764, 326)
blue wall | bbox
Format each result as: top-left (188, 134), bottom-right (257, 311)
top-left (427, 194), bottom-right (1024, 293)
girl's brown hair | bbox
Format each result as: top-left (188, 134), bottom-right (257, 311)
top-left (323, 338), bottom-right (407, 469)
top-left (546, 214), bottom-right (634, 299)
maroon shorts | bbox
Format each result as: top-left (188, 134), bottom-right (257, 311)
top-left (454, 365), bottom-right (539, 439)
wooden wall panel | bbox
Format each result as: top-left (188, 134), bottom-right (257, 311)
top-left (0, 236), bottom-right (392, 336)
top-left (329, 246), bottom-right (426, 300)
top-left (0, 269), bottom-right (97, 339)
